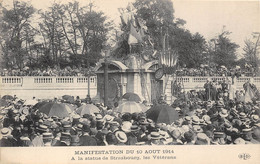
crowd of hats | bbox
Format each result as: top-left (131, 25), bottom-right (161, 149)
top-left (0, 94), bottom-right (260, 147)
top-left (175, 65), bottom-right (256, 77)
top-left (0, 66), bottom-right (92, 77)
top-left (1, 64), bottom-right (257, 77)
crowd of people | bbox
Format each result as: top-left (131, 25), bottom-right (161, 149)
top-left (0, 63), bottom-right (258, 77)
top-left (0, 79), bottom-right (260, 147)
top-left (0, 66), bottom-right (94, 77)
top-left (176, 64), bottom-right (257, 77)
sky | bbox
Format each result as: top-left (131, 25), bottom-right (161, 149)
top-left (1, 0), bottom-right (260, 57)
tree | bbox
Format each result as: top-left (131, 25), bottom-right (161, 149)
top-left (243, 32), bottom-right (260, 71)
top-left (171, 29), bottom-right (207, 68)
top-left (38, 2), bottom-right (68, 68)
top-left (134, 0), bottom-right (175, 50)
top-left (209, 28), bottom-right (239, 67)
top-left (0, 0), bottom-right (36, 69)
top-left (112, 0), bottom-right (207, 68)
top-left (38, 1), bottom-right (112, 68)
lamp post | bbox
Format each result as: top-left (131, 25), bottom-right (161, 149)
top-left (87, 60), bottom-right (90, 98)
top-left (104, 51), bottom-right (109, 106)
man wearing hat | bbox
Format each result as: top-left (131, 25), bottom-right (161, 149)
top-left (59, 132), bottom-right (71, 146)
top-left (204, 79), bottom-right (212, 101)
top-left (212, 131), bottom-right (227, 145)
top-left (241, 128), bottom-right (259, 144)
top-left (126, 125), bottom-right (139, 145)
top-left (31, 124), bottom-right (48, 147)
top-left (70, 135), bottom-right (81, 146)
top-left (79, 124), bottom-right (97, 146)
top-left (42, 132), bottom-right (54, 146)
top-left (148, 132), bottom-right (163, 145)
top-left (115, 131), bottom-right (127, 145)
top-left (105, 132), bottom-right (118, 145)
top-left (109, 121), bottom-right (120, 133)
top-left (137, 125), bottom-right (149, 143)
top-left (95, 120), bottom-right (106, 145)
top-left (183, 131), bottom-right (195, 145)
top-left (167, 129), bottom-right (183, 145)
top-left (195, 133), bottom-right (210, 145)
top-left (19, 134), bottom-right (33, 147)
top-left (0, 128), bottom-right (16, 147)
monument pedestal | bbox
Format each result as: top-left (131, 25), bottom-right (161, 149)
top-left (93, 57), bottom-right (161, 106)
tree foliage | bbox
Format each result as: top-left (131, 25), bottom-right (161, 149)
top-left (0, 0), bottom-right (36, 69)
top-left (243, 32), bottom-right (260, 70)
top-left (132, 0), bottom-right (206, 67)
top-left (134, 0), bottom-right (175, 50)
top-left (0, 0), bottom-right (112, 70)
top-left (209, 29), bottom-right (239, 67)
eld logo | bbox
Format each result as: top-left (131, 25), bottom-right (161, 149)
top-left (238, 153), bottom-right (251, 160)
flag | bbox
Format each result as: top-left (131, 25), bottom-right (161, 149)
top-left (244, 84), bottom-right (255, 103)
top-left (171, 51), bottom-right (178, 67)
top-left (128, 24), bottom-right (142, 45)
top-left (128, 34), bottom-right (138, 45)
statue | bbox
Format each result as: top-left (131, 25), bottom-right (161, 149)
top-left (114, 2), bottom-right (157, 66)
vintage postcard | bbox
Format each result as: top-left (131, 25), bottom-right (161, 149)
top-left (0, 0), bottom-right (260, 164)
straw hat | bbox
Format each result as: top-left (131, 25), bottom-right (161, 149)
top-left (37, 124), bottom-right (48, 132)
top-left (219, 109), bottom-right (228, 118)
top-left (131, 125), bottom-right (140, 132)
top-left (251, 115), bottom-right (259, 122)
top-left (214, 131), bottom-right (225, 138)
top-left (1, 128), bottom-right (12, 137)
top-left (105, 115), bottom-right (114, 123)
top-left (150, 132), bottom-right (161, 140)
top-left (193, 125), bottom-right (203, 133)
top-left (121, 121), bottom-right (132, 133)
top-left (0, 115), bottom-right (4, 122)
top-left (239, 112), bottom-right (247, 118)
top-left (135, 142), bottom-right (146, 145)
top-left (192, 116), bottom-right (200, 125)
top-left (42, 132), bottom-right (53, 140)
top-left (234, 137), bottom-right (246, 145)
top-left (195, 133), bottom-right (209, 145)
top-left (175, 107), bottom-right (181, 111)
top-left (72, 114), bottom-right (80, 120)
top-left (96, 114), bottom-right (103, 122)
top-left (184, 116), bottom-right (191, 121)
top-left (115, 131), bottom-right (127, 143)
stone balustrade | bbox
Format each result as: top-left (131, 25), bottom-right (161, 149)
top-left (0, 76), bottom-right (259, 101)
top-left (0, 76), bottom-right (97, 100)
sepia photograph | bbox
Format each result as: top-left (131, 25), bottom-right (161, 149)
top-left (0, 0), bottom-right (260, 163)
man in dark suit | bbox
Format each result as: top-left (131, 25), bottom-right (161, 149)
top-left (79, 125), bottom-right (97, 146)
top-left (204, 79), bottom-right (212, 101)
